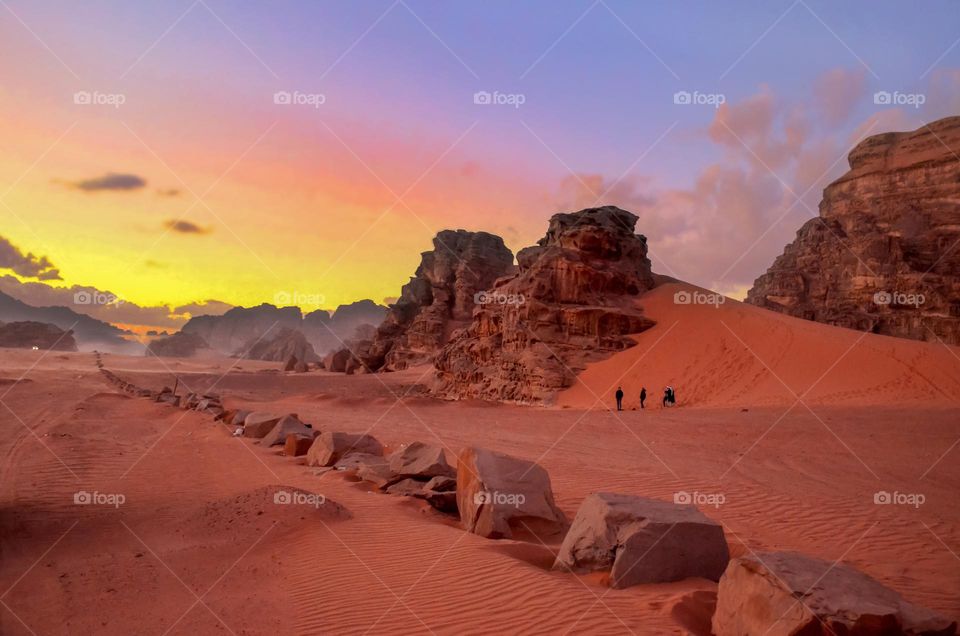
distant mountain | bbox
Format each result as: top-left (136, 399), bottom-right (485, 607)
top-left (0, 290), bottom-right (136, 351)
top-left (182, 299), bottom-right (387, 355)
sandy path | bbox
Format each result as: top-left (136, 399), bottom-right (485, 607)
top-left (0, 346), bottom-right (958, 634)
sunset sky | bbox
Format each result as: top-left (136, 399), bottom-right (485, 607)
top-left (0, 1), bottom-right (957, 331)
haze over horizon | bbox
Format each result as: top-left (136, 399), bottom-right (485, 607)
top-left (1, 0), bottom-right (958, 333)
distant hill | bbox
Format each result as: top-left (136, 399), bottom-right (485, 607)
top-left (0, 291), bottom-right (136, 351)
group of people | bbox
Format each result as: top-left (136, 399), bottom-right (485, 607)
top-left (614, 385), bottom-right (676, 411)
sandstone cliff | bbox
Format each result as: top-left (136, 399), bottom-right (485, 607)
top-left (747, 116), bottom-right (960, 345)
top-left (0, 321), bottom-right (78, 351)
top-left (433, 206), bottom-right (657, 403)
top-left (361, 230), bottom-right (514, 371)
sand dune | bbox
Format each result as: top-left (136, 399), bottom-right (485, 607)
top-left (558, 281), bottom-right (960, 410)
top-left (1, 297), bottom-right (958, 634)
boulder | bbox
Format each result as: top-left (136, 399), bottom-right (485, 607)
top-left (284, 433), bottom-right (315, 457)
top-left (554, 493), bottom-right (729, 588)
top-left (713, 551), bottom-right (957, 636)
top-left (423, 475), bottom-right (456, 492)
top-left (293, 359), bottom-right (309, 373)
top-left (334, 452), bottom-right (388, 472)
top-left (242, 412), bottom-right (284, 438)
top-left (307, 432), bottom-right (383, 467)
top-left (456, 446), bottom-right (566, 539)
top-left (413, 476), bottom-right (459, 513)
top-left (283, 354), bottom-right (299, 371)
top-left (260, 415), bottom-right (315, 447)
top-left (384, 478), bottom-right (427, 496)
top-left (747, 116), bottom-right (960, 345)
top-left (355, 458), bottom-right (398, 487)
top-left (388, 442), bottom-right (455, 480)
top-left (224, 409), bottom-right (251, 426)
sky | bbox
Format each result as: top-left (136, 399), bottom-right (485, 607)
top-left (0, 0), bottom-right (958, 333)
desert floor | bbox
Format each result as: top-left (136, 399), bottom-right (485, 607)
top-left (1, 293), bottom-right (959, 634)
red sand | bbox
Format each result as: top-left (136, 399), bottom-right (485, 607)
top-left (1, 295), bottom-right (958, 634)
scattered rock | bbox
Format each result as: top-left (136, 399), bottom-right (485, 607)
top-left (712, 551), bottom-right (957, 636)
top-left (388, 442), bottom-right (455, 480)
top-left (242, 412), bottom-right (284, 439)
top-left (307, 432), bottom-right (384, 467)
top-left (284, 433), bottom-right (315, 457)
top-left (384, 478), bottom-right (427, 496)
top-left (260, 415), bottom-right (315, 447)
top-left (554, 493), bottom-right (729, 588)
top-left (456, 446), bottom-right (567, 539)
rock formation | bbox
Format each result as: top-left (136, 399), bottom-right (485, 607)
top-left (361, 230), bottom-right (514, 372)
top-left (144, 331), bottom-right (208, 357)
top-left (434, 206), bottom-right (657, 403)
top-left (0, 291), bottom-right (133, 351)
top-left (182, 300), bottom-right (386, 356)
top-left (554, 493), bottom-right (729, 588)
top-left (0, 321), bottom-right (78, 351)
top-left (747, 116), bottom-right (960, 345)
top-left (236, 326), bottom-right (319, 363)
top-left (713, 551), bottom-right (957, 635)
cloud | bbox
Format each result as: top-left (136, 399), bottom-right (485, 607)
top-left (814, 68), bottom-right (867, 126)
top-left (172, 300), bottom-right (233, 316)
top-left (156, 188), bottom-right (181, 197)
top-left (165, 219), bottom-right (210, 234)
top-left (0, 235), bottom-right (62, 280)
top-left (69, 173), bottom-right (147, 192)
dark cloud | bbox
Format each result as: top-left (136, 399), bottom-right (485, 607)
top-left (156, 188), bottom-right (181, 197)
top-left (172, 300), bottom-right (234, 316)
top-left (70, 173), bottom-right (147, 192)
top-left (0, 235), bottom-right (62, 280)
top-left (165, 219), bottom-right (210, 235)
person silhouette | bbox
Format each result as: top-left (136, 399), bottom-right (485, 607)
top-left (615, 386), bottom-right (624, 411)
top-left (640, 387), bottom-right (647, 409)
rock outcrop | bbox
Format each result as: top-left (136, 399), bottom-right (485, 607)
top-left (182, 300), bottom-right (387, 356)
top-left (434, 206), bottom-right (657, 402)
top-left (0, 321), bottom-right (78, 351)
top-left (747, 116), bottom-right (960, 345)
top-left (236, 327), bottom-right (319, 363)
top-left (713, 551), bottom-right (957, 636)
top-left (144, 331), bottom-right (208, 357)
top-left (456, 446), bottom-right (567, 539)
top-left (361, 230), bottom-right (514, 372)
top-left (554, 493), bottom-right (729, 588)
